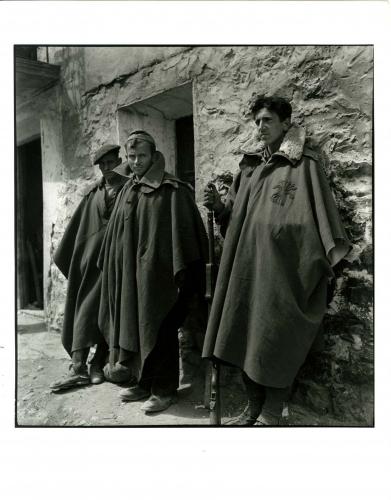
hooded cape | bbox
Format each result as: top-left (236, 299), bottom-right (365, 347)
top-left (53, 176), bottom-right (127, 355)
top-left (202, 125), bottom-right (351, 388)
top-left (97, 152), bottom-right (208, 379)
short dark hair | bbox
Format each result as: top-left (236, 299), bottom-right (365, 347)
top-left (250, 95), bottom-right (292, 122)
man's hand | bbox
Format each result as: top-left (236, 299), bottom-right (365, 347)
top-left (203, 183), bottom-right (224, 214)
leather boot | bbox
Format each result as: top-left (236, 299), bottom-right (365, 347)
top-left (227, 372), bottom-right (265, 426)
top-left (227, 401), bottom-right (263, 426)
top-left (50, 348), bottom-right (90, 392)
top-left (89, 341), bottom-right (108, 384)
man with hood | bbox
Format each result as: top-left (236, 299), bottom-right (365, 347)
top-left (98, 131), bottom-right (208, 414)
top-left (202, 96), bottom-right (351, 425)
top-left (50, 144), bottom-right (129, 392)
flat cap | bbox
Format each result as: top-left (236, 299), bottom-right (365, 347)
top-left (125, 130), bottom-right (156, 149)
top-left (93, 144), bottom-right (120, 165)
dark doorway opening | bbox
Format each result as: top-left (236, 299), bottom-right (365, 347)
top-left (175, 115), bottom-right (195, 189)
top-left (16, 138), bottom-right (43, 309)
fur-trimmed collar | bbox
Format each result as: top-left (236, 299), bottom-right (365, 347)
top-left (241, 124), bottom-right (307, 165)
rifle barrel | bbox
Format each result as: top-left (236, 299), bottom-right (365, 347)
top-left (205, 205), bottom-right (221, 426)
top-left (207, 211), bottom-right (215, 263)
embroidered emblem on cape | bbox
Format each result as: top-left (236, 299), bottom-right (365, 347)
top-left (271, 180), bottom-right (297, 206)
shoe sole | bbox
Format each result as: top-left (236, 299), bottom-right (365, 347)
top-left (51, 379), bottom-right (90, 393)
top-left (225, 420), bottom-right (257, 426)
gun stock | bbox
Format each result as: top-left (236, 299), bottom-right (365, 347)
top-left (205, 208), bottom-right (221, 425)
top-left (209, 360), bottom-right (221, 425)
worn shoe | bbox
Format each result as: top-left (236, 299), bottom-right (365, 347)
top-left (50, 364), bottom-right (90, 392)
top-left (254, 413), bottom-right (283, 426)
top-left (104, 363), bottom-right (135, 384)
top-left (226, 404), bottom-right (259, 426)
top-left (119, 385), bottom-right (150, 402)
top-left (89, 364), bottom-right (105, 385)
top-left (140, 394), bottom-right (177, 413)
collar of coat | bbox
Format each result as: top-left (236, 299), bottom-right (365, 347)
top-left (127, 151), bottom-right (193, 194)
top-left (82, 171), bottom-right (128, 197)
top-left (240, 124), bottom-right (319, 169)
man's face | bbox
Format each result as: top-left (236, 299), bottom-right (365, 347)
top-left (97, 151), bottom-right (121, 179)
top-left (127, 142), bottom-right (154, 178)
top-left (254, 108), bottom-right (290, 147)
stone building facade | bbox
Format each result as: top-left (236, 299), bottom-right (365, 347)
top-left (16, 46), bottom-right (373, 424)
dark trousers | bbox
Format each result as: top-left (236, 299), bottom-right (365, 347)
top-left (138, 296), bottom-right (189, 397)
top-left (242, 372), bottom-right (290, 419)
top-left (72, 340), bottom-right (109, 372)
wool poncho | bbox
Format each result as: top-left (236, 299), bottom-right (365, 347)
top-left (98, 153), bottom-right (208, 379)
top-left (202, 126), bottom-right (351, 387)
top-left (54, 176), bottom-right (126, 355)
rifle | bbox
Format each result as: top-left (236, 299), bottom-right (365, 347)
top-left (205, 190), bottom-right (221, 426)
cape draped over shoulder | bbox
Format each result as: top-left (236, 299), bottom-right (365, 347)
top-left (98, 153), bottom-right (208, 379)
top-left (54, 177), bottom-right (126, 355)
top-left (202, 125), bottom-right (351, 388)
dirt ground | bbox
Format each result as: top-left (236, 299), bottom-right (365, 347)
top-left (16, 310), bottom-right (357, 427)
top-left (17, 311), bottom-right (213, 426)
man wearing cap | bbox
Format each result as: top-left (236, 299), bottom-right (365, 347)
top-left (202, 95), bottom-right (351, 425)
top-left (98, 131), bottom-right (208, 414)
top-left (51, 144), bottom-right (129, 392)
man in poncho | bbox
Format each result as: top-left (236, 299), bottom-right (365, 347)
top-left (202, 96), bottom-right (351, 425)
top-left (98, 131), bottom-right (208, 414)
top-left (50, 144), bottom-right (129, 392)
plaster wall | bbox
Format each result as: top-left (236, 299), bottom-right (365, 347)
top-left (83, 46), bottom-right (190, 91)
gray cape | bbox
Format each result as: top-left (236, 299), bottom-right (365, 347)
top-left (202, 126), bottom-right (351, 387)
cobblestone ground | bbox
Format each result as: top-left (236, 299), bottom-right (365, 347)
top-left (16, 311), bottom-right (360, 427)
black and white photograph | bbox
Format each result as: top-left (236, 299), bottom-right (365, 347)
top-left (2, 2), bottom-right (390, 499)
top-left (15, 44), bottom-right (373, 428)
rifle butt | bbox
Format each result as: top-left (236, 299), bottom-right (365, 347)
top-left (209, 361), bottom-right (221, 425)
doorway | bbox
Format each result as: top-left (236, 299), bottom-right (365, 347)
top-left (175, 115), bottom-right (195, 189)
top-left (16, 138), bottom-right (43, 309)
top-left (117, 82), bottom-right (195, 184)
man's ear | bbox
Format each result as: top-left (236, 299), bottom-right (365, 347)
top-left (116, 156), bottom-right (122, 166)
top-left (152, 151), bottom-right (158, 162)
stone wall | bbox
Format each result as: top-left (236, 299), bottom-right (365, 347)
top-left (45, 46), bottom-right (373, 424)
